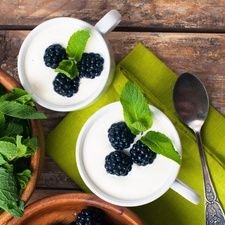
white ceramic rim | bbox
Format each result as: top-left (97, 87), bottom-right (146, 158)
top-left (76, 102), bottom-right (182, 207)
top-left (18, 17), bottom-right (112, 112)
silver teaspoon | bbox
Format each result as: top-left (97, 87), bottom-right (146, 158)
top-left (173, 72), bottom-right (225, 225)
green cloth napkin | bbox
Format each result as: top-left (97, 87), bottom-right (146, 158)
top-left (46, 43), bottom-right (225, 225)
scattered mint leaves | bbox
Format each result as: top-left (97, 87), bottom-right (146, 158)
top-left (141, 131), bottom-right (182, 164)
top-left (120, 82), bottom-right (153, 135)
top-left (55, 30), bottom-right (90, 78)
top-left (66, 30), bottom-right (90, 61)
top-left (0, 85), bottom-right (46, 218)
top-left (55, 59), bottom-right (78, 79)
top-left (120, 81), bottom-right (181, 165)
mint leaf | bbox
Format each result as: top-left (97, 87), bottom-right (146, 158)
top-left (15, 169), bottom-right (31, 195)
top-left (66, 30), bottom-right (90, 61)
top-left (22, 136), bottom-right (38, 157)
top-left (141, 131), bottom-right (181, 164)
top-left (55, 59), bottom-right (78, 79)
top-left (0, 167), bottom-right (24, 218)
top-left (0, 154), bottom-right (7, 166)
top-left (120, 82), bottom-right (153, 135)
top-left (0, 101), bottom-right (46, 119)
top-left (0, 140), bottom-right (19, 161)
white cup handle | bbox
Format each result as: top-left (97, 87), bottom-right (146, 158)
top-left (95, 10), bottom-right (122, 35)
top-left (171, 179), bottom-right (201, 205)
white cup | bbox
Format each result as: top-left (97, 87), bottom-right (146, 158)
top-left (76, 102), bottom-right (201, 206)
top-left (18, 10), bottom-right (121, 112)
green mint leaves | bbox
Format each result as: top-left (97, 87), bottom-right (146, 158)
top-left (120, 82), bottom-right (153, 135)
top-left (66, 30), bottom-right (90, 61)
top-left (0, 85), bottom-right (46, 218)
top-left (55, 59), bottom-right (78, 79)
top-left (141, 131), bottom-right (181, 164)
top-left (120, 82), bottom-right (181, 165)
top-left (55, 30), bottom-right (90, 79)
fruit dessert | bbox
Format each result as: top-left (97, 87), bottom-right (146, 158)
top-left (21, 22), bottom-right (109, 107)
top-left (43, 31), bottom-right (104, 98)
top-left (78, 82), bottom-right (182, 205)
top-left (104, 82), bottom-right (180, 177)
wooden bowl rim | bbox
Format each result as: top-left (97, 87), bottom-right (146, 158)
top-left (7, 193), bottom-right (146, 225)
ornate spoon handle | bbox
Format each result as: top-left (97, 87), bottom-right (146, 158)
top-left (196, 132), bottom-right (225, 225)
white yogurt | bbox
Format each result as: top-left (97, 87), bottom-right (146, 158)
top-left (77, 102), bottom-right (181, 206)
top-left (18, 18), bottom-right (113, 111)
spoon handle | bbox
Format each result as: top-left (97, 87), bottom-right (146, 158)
top-left (195, 132), bottom-right (225, 225)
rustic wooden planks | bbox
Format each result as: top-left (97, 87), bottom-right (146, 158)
top-left (0, 1), bottom-right (225, 31)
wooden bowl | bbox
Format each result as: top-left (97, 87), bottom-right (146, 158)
top-left (6, 193), bottom-right (146, 225)
top-left (0, 69), bottom-right (45, 224)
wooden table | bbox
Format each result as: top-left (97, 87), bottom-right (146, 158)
top-left (0, 0), bottom-right (225, 204)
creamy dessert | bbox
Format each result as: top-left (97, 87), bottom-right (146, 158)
top-left (77, 102), bottom-right (181, 206)
top-left (18, 18), bottom-right (112, 110)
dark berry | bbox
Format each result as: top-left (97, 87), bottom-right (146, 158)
top-left (105, 151), bottom-right (133, 176)
top-left (74, 207), bottom-right (104, 225)
top-left (53, 73), bottom-right (80, 97)
top-left (44, 44), bottom-right (67, 69)
top-left (77, 52), bottom-right (104, 79)
top-left (108, 122), bottom-right (135, 151)
top-left (130, 140), bottom-right (157, 166)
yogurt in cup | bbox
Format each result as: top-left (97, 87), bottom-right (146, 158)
top-left (18, 10), bottom-right (121, 112)
top-left (76, 102), bottom-right (201, 207)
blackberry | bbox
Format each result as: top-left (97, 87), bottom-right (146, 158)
top-left (108, 122), bottom-right (135, 150)
top-left (130, 140), bottom-right (157, 166)
top-left (44, 44), bottom-right (67, 69)
top-left (77, 52), bottom-right (104, 79)
top-left (74, 207), bottom-right (104, 225)
top-left (105, 151), bottom-right (133, 176)
top-left (53, 73), bottom-right (80, 97)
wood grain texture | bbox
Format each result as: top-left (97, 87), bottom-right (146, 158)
top-left (0, 0), bottom-right (225, 31)
top-left (0, 30), bottom-right (225, 189)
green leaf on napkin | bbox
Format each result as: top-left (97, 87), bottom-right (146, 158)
top-left (120, 81), bottom-right (153, 135)
top-left (141, 131), bottom-right (182, 164)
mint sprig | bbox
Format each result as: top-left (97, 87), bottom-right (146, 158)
top-left (0, 85), bottom-right (46, 218)
top-left (141, 131), bottom-right (182, 164)
top-left (55, 30), bottom-right (90, 78)
top-left (66, 30), bottom-right (90, 61)
top-left (120, 82), bottom-right (153, 135)
top-left (120, 81), bottom-right (181, 165)
top-left (55, 59), bottom-right (78, 79)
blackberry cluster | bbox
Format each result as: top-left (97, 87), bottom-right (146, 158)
top-left (43, 44), bottom-right (67, 69)
top-left (70, 207), bottom-right (104, 225)
top-left (105, 121), bottom-right (158, 176)
top-left (105, 151), bottom-right (133, 176)
top-left (53, 73), bottom-right (80, 97)
top-left (108, 122), bottom-right (135, 150)
top-left (77, 53), bottom-right (104, 79)
top-left (130, 140), bottom-right (157, 166)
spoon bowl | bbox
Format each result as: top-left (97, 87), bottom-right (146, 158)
top-left (173, 72), bottom-right (209, 131)
top-left (173, 72), bottom-right (225, 224)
